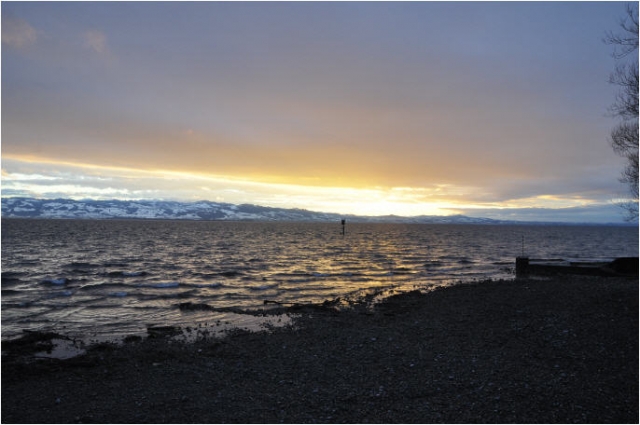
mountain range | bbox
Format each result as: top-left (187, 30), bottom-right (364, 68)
top-left (2, 197), bottom-right (514, 224)
top-left (3, 197), bottom-right (634, 225)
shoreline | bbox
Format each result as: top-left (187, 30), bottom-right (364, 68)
top-left (0, 277), bottom-right (483, 350)
top-left (2, 275), bottom-right (638, 423)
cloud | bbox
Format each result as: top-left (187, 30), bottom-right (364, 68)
top-left (0, 2), bottom-right (628, 222)
top-left (83, 30), bottom-right (108, 54)
top-left (3, 156), bottom-right (631, 222)
top-left (80, 29), bottom-right (118, 66)
top-left (450, 204), bottom-right (628, 224)
top-left (1, 16), bottom-right (37, 49)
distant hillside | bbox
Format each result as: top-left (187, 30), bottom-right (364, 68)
top-left (1, 197), bottom-right (517, 224)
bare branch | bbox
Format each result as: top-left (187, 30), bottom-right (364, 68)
top-left (604, 4), bottom-right (639, 59)
top-left (605, 4), bottom-right (639, 220)
top-left (610, 120), bottom-right (639, 156)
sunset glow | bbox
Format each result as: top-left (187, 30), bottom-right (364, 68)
top-left (2, 2), bottom-right (635, 222)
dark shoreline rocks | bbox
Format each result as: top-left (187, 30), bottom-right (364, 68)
top-left (2, 276), bottom-right (638, 423)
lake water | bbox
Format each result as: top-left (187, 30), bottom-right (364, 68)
top-left (2, 219), bottom-right (637, 342)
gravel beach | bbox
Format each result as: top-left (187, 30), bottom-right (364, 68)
top-left (2, 276), bottom-right (638, 424)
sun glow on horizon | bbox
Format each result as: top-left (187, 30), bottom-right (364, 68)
top-left (1, 155), bottom-right (623, 220)
top-left (1, 155), bottom-right (465, 216)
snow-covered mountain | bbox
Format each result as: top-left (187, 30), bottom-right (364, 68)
top-left (1, 197), bottom-right (511, 224)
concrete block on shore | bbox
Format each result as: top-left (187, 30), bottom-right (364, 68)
top-left (516, 256), bottom-right (639, 278)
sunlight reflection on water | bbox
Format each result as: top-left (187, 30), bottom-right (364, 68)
top-left (2, 219), bottom-right (637, 342)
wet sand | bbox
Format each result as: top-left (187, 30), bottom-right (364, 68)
top-left (2, 276), bottom-right (638, 423)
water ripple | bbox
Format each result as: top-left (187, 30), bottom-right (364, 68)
top-left (2, 219), bottom-right (637, 341)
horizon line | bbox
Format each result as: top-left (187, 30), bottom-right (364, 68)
top-left (2, 195), bottom-right (637, 226)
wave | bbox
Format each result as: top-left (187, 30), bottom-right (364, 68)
top-left (102, 262), bottom-right (129, 268)
top-left (137, 289), bottom-right (197, 300)
top-left (219, 270), bottom-right (244, 278)
top-left (76, 282), bottom-right (131, 291)
top-left (4, 220), bottom-right (634, 345)
top-left (137, 282), bottom-right (180, 289)
top-left (248, 283), bottom-right (279, 291)
top-left (177, 301), bottom-right (214, 311)
top-left (64, 262), bottom-right (100, 269)
top-left (193, 272), bottom-right (221, 280)
top-left (41, 278), bottom-right (69, 285)
top-left (190, 282), bottom-right (224, 288)
top-left (279, 277), bottom-right (316, 284)
top-left (48, 290), bottom-right (74, 298)
top-left (1, 277), bottom-right (23, 286)
top-left (389, 267), bottom-right (414, 274)
top-left (104, 271), bottom-right (148, 277)
top-left (2, 271), bottom-right (28, 279)
top-left (16, 261), bottom-right (40, 267)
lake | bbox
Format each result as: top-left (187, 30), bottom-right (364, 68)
top-left (2, 219), bottom-right (637, 342)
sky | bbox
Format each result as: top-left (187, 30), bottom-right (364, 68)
top-left (1, 1), bottom-right (637, 223)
